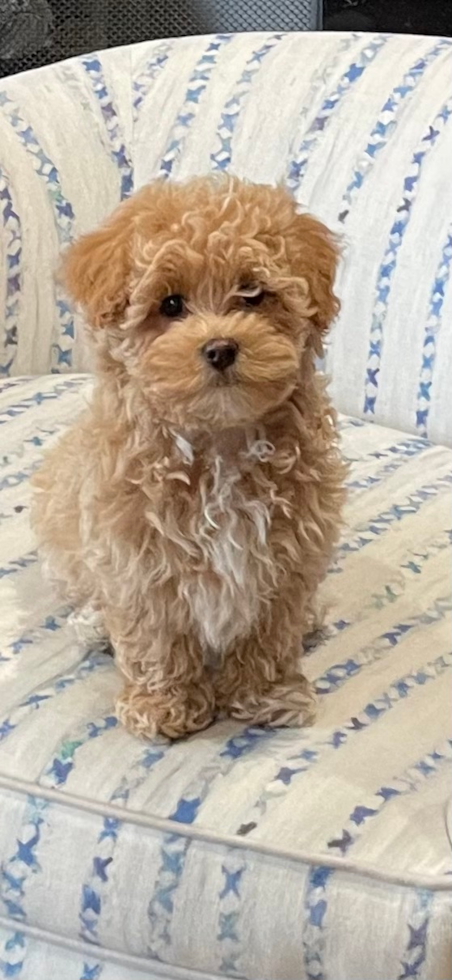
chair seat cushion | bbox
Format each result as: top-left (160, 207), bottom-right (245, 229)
top-left (0, 375), bottom-right (451, 980)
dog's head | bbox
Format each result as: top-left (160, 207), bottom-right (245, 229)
top-left (63, 177), bottom-right (340, 430)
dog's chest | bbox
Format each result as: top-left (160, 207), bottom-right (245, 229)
top-left (174, 432), bottom-right (279, 654)
top-left (193, 472), bottom-right (272, 654)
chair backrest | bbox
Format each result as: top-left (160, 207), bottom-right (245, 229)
top-left (1, 32), bottom-right (451, 444)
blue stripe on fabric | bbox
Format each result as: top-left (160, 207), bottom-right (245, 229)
top-left (0, 425), bottom-right (59, 469)
top-left (0, 795), bottom-right (50, 927)
top-left (338, 39), bottom-right (452, 223)
top-left (0, 93), bottom-right (75, 244)
top-left (332, 474), bottom-right (452, 572)
top-left (346, 436), bottom-right (434, 465)
top-left (317, 743), bottom-right (449, 979)
top-left (344, 434), bottom-right (431, 465)
top-left (159, 35), bottom-right (233, 179)
top-left (0, 378), bottom-right (27, 393)
top-left (0, 929), bottom-right (26, 978)
top-left (214, 727), bottom-right (301, 973)
top-left (0, 166), bottom-right (22, 378)
top-left (147, 833), bottom-right (191, 960)
top-left (398, 890), bottom-right (433, 980)
top-left (40, 714), bottom-right (118, 789)
top-left (327, 737), bottom-right (452, 856)
top-left (344, 437), bottom-right (431, 490)
top-left (303, 528), bottom-right (452, 657)
top-left (0, 460), bottom-right (40, 492)
top-left (0, 604), bottom-right (71, 664)
top-left (0, 90), bottom-right (75, 371)
top-left (315, 598), bottom-right (451, 695)
top-left (0, 378), bottom-right (87, 426)
top-left (286, 34), bottom-right (391, 196)
top-left (0, 551), bottom-right (38, 582)
top-left (292, 33), bottom-right (361, 135)
top-left (79, 744), bottom-right (168, 945)
top-left (397, 528), bottom-right (452, 575)
top-left (235, 651), bottom-right (451, 829)
top-left (0, 652), bottom-right (111, 743)
top-left (132, 42), bottom-right (173, 120)
top-left (363, 97), bottom-right (452, 416)
top-left (146, 726), bottom-right (278, 963)
top-left (79, 963), bottom-right (103, 980)
top-left (305, 529), bottom-right (452, 658)
top-left (210, 33), bottom-right (285, 173)
top-left (415, 226), bottom-right (452, 437)
top-left (217, 849), bottom-right (247, 975)
top-left (81, 56), bottom-right (133, 199)
top-left (337, 416), bottom-right (366, 431)
top-left (302, 865), bottom-right (334, 980)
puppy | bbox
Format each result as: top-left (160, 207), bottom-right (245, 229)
top-left (32, 176), bottom-right (346, 739)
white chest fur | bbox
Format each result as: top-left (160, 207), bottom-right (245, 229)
top-left (173, 429), bottom-right (277, 658)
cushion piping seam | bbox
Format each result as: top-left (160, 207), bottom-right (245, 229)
top-left (0, 912), bottom-right (220, 979)
top-left (0, 773), bottom-right (450, 892)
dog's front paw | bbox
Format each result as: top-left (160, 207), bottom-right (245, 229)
top-left (220, 673), bottom-right (315, 728)
top-left (116, 678), bottom-right (215, 740)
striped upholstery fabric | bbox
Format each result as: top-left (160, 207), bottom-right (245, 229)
top-left (0, 377), bottom-right (451, 979)
top-left (1, 33), bottom-right (452, 443)
top-left (0, 32), bottom-right (451, 980)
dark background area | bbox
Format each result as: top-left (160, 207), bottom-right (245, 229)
top-left (324, 0), bottom-right (452, 36)
top-left (1, 0), bottom-right (452, 79)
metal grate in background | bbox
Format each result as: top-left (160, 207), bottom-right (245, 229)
top-left (0, 0), bottom-right (322, 77)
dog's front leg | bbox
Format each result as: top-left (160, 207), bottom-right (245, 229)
top-left (214, 592), bottom-right (316, 728)
top-left (215, 641), bottom-right (314, 728)
top-left (108, 608), bottom-right (215, 739)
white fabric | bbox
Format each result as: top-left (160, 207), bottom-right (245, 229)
top-left (0, 376), bottom-right (450, 980)
top-left (0, 30), bottom-right (451, 980)
top-left (0, 33), bottom-right (452, 443)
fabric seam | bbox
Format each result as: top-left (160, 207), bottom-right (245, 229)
top-left (0, 773), bottom-right (450, 892)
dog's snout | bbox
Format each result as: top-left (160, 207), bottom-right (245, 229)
top-left (202, 338), bottom-right (238, 372)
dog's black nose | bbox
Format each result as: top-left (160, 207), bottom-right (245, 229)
top-left (202, 338), bottom-right (238, 371)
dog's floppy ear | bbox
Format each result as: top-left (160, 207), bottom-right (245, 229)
top-left (291, 212), bottom-right (341, 333)
top-left (62, 197), bottom-right (137, 328)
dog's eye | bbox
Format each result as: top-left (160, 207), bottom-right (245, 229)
top-left (240, 288), bottom-right (266, 308)
top-left (160, 294), bottom-right (185, 318)
top-left (244, 291), bottom-right (265, 307)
